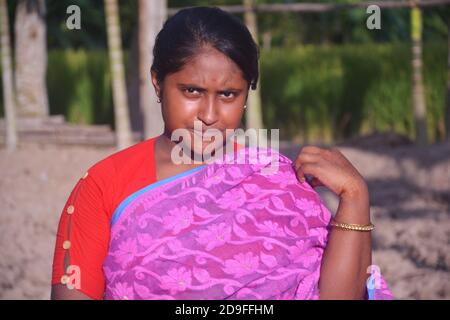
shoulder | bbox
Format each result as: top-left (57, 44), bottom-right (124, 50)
top-left (246, 147), bottom-right (332, 225)
top-left (73, 136), bottom-right (158, 219)
top-left (242, 147), bottom-right (320, 198)
top-left (87, 136), bottom-right (158, 180)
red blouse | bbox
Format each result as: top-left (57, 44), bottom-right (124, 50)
top-left (52, 137), bottom-right (158, 299)
top-left (51, 136), bottom-right (239, 299)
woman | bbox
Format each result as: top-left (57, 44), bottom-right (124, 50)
top-left (51, 7), bottom-right (392, 300)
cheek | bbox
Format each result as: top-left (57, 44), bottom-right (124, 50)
top-left (161, 91), bottom-right (197, 124)
top-left (216, 94), bottom-right (247, 126)
top-left (220, 104), bottom-right (245, 126)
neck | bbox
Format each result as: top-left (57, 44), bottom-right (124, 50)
top-left (156, 130), bottom-right (238, 166)
top-left (156, 131), bottom-right (206, 167)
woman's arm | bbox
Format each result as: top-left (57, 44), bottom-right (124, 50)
top-left (293, 146), bottom-right (372, 299)
top-left (318, 183), bottom-right (371, 299)
top-left (51, 161), bottom-right (114, 300)
top-left (51, 284), bottom-right (93, 300)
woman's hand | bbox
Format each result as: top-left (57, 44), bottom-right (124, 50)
top-left (292, 145), bottom-right (368, 199)
top-left (293, 146), bottom-right (373, 299)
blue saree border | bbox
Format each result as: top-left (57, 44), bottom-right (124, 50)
top-left (110, 164), bottom-right (207, 226)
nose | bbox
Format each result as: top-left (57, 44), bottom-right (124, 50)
top-left (197, 95), bottom-right (219, 126)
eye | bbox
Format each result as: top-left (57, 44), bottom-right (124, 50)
top-left (183, 87), bottom-right (201, 96)
top-left (220, 91), bottom-right (237, 99)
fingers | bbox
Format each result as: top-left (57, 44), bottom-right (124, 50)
top-left (293, 161), bottom-right (320, 184)
top-left (308, 176), bottom-right (324, 188)
top-left (293, 164), bottom-right (306, 183)
top-left (293, 149), bottom-right (321, 169)
top-left (296, 152), bottom-right (321, 165)
top-left (292, 145), bottom-right (346, 189)
top-left (293, 145), bottom-right (327, 185)
top-left (297, 163), bottom-right (317, 176)
top-left (300, 145), bottom-right (323, 154)
top-left (293, 148), bottom-right (322, 179)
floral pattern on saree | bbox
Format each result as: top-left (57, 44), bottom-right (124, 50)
top-left (103, 147), bottom-right (393, 300)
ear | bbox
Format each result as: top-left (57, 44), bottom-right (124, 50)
top-left (150, 70), bottom-right (161, 98)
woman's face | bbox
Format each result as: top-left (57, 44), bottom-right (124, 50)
top-left (151, 46), bottom-right (249, 157)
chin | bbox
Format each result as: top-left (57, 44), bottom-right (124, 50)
top-left (186, 132), bottom-right (226, 160)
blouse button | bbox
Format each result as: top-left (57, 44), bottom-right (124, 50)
top-left (67, 205), bottom-right (74, 214)
top-left (62, 240), bottom-right (71, 250)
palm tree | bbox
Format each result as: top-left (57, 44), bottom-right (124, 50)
top-left (411, 6), bottom-right (428, 146)
top-left (104, 0), bottom-right (133, 150)
top-left (14, 0), bottom-right (49, 118)
top-left (0, 0), bottom-right (17, 151)
top-left (139, 0), bottom-right (166, 139)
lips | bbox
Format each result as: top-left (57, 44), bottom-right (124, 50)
top-left (189, 129), bottom-right (204, 136)
top-left (193, 130), bottom-right (205, 135)
top-left (188, 129), bottom-right (208, 142)
top-left (189, 128), bottom-right (223, 142)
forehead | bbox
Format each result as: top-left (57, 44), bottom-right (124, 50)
top-left (167, 47), bottom-right (247, 87)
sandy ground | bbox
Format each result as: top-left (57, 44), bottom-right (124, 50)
top-left (0, 136), bottom-right (449, 299)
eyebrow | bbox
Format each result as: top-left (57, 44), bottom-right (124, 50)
top-left (177, 83), bottom-right (243, 92)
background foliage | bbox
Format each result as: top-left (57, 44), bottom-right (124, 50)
top-left (0, 0), bottom-right (448, 143)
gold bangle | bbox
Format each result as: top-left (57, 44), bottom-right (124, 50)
top-left (330, 218), bottom-right (374, 232)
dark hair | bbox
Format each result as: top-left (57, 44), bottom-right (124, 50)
top-left (151, 6), bottom-right (259, 90)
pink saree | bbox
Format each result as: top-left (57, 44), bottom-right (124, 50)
top-left (102, 146), bottom-right (393, 300)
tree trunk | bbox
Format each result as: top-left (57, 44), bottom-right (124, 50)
top-left (104, 0), bottom-right (133, 150)
top-left (0, 0), bottom-right (17, 151)
top-left (445, 15), bottom-right (450, 141)
top-left (139, 0), bottom-right (166, 140)
top-left (411, 6), bottom-right (428, 146)
top-left (262, 31), bottom-right (272, 51)
top-left (243, 0), bottom-right (265, 137)
top-left (14, 0), bottom-right (49, 118)
top-left (126, 23), bottom-right (144, 137)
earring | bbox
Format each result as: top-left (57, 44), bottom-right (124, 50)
top-left (243, 105), bottom-right (247, 109)
top-left (157, 97), bottom-right (161, 103)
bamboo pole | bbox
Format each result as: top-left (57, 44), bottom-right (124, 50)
top-left (243, 0), bottom-right (265, 136)
top-left (411, 5), bottom-right (428, 146)
top-left (0, 0), bottom-right (17, 151)
top-left (139, 0), bottom-right (166, 140)
top-left (446, 15), bottom-right (450, 141)
top-left (104, 0), bottom-right (133, 150)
